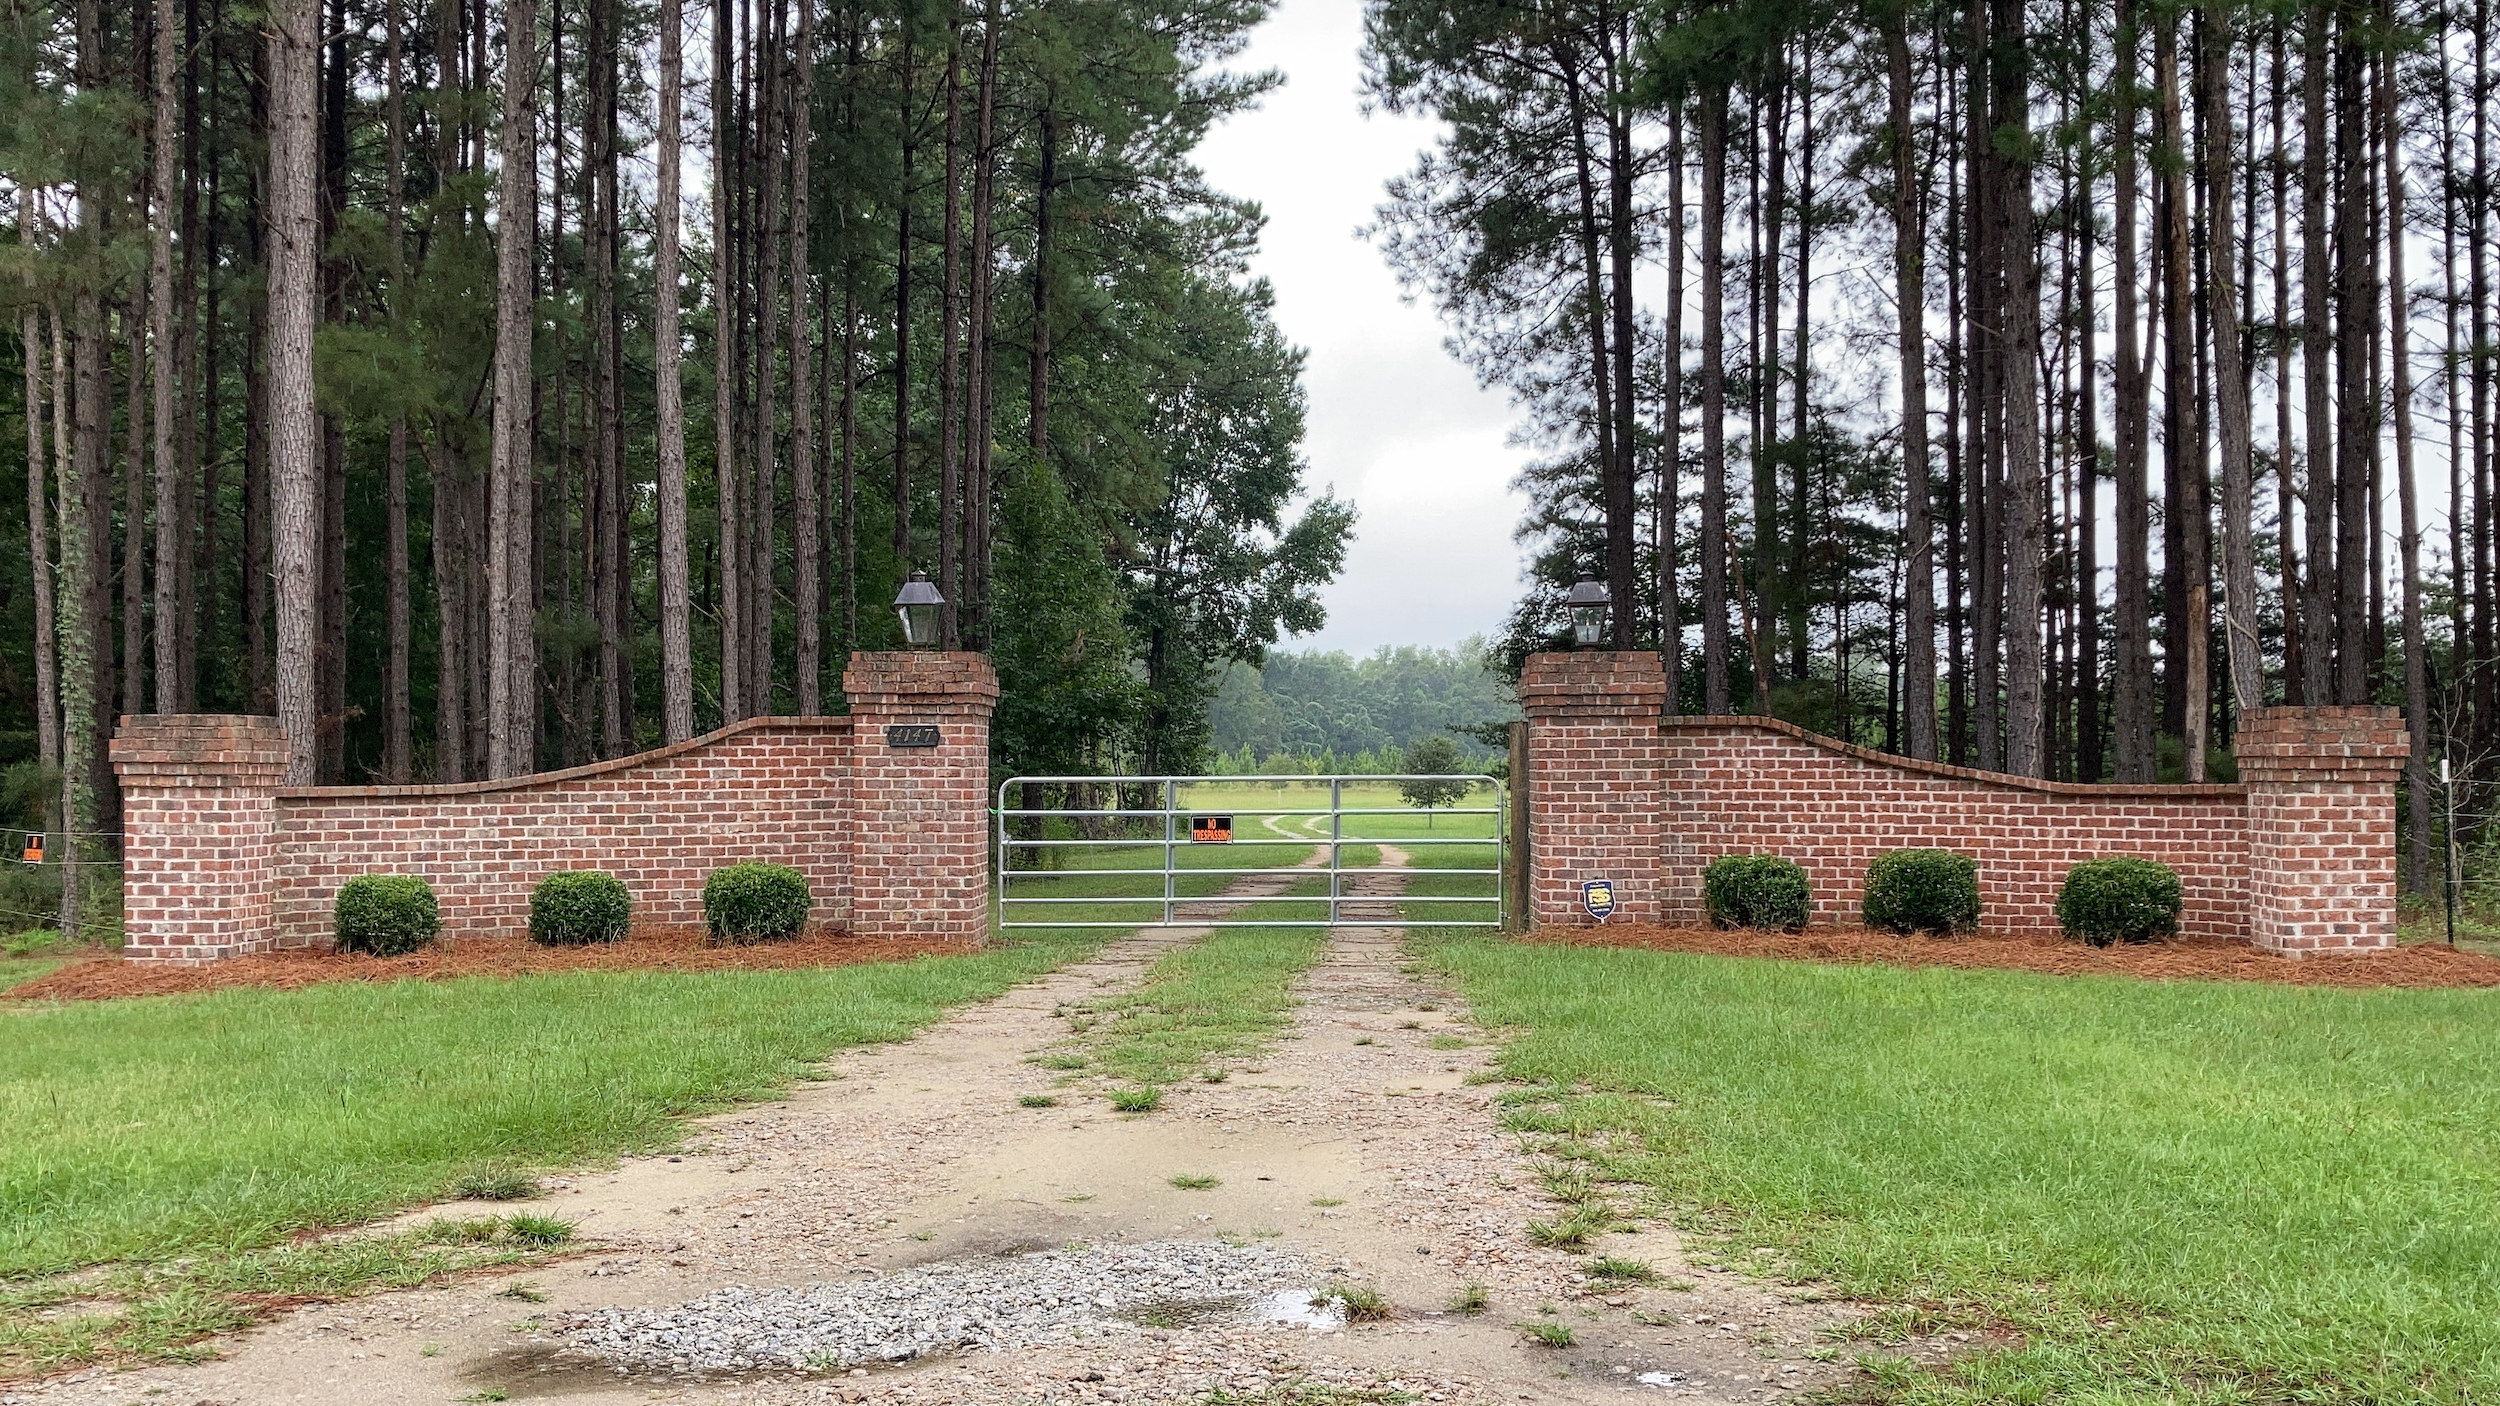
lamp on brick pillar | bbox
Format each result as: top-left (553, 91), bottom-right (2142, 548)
top-left (109, 716), bottom-right (291, 966)
top-left (842, 650), bottom-right (1000, 942)
top-left (2236, 705), bottom-right (2410, 956)
top-left (1517, 650), bottom-right (1668, 927)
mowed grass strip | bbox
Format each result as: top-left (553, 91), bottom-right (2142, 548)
top-left (1, 929), bottom-right (1099, 1282)
top-left (1425, 937), bottom-right (2500, 1404)
top-left (1064, 921), bottom-right (1331, 1089)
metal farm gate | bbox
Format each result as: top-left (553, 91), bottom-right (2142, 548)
top-left (995, 775), bottom-right (1506, 930)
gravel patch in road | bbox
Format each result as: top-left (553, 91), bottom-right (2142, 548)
top-left (556, 1239), bottom-right (1314, 1375)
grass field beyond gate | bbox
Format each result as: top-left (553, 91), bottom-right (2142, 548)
top-left (1425, 935), bottom-right (2500, 1404)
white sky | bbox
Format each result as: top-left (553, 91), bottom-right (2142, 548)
top-left (1194, 0), bottom-right (1528, 659)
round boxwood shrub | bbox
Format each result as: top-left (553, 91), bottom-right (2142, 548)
top-left (1861, 849), bottom-right (1981, 935)
top-left (334, 874), bottom-right (440, 956)
top-left (1702, 854), bottom-right (1811, 932)
top-left (529, 870), bottom-right (633, 946)
top-left (2056, 857), bottom-right (2183, 947)
top-left (703, 862), bottom-right (813, 944)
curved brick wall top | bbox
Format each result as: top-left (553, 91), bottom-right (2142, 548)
top-left (271, 717), bottom-right (858, 946)
top-left (1655, 715), bottom-right (2252, 938)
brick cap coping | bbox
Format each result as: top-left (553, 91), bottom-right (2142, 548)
top-left (1659, 713), bottom-right (2249, 799)
top-left (277, 714), bottom-right (856, 801)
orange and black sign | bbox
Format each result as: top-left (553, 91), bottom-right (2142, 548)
top-left (16, 832), bottom-right (42, 865)
top-left (1190, 815), bottom-right (1233, 844)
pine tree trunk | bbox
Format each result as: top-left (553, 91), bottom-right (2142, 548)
top-left (384, 0), bottom-right (411, 781)
top-left (1700, 85), bottom-right (1732, 716)
top-left (2203, 0), bottom-right (2261, 713)
top-left (23, 286), bottom-right (58, 769)
top-left (937, 18), bottom-right (964, 648)
top-left (748, 0), bottom-right (780, 714)
top-left (790, 0), bottom-right (818, 712)
top-left (1662, 95), bottom-right (1685, 711)
top-left (1885, 1), bottom-right (1938, 759)
top-left (656, 0), bottom-right (693, 741)
top-left (892, 21), bottom-right (915, 577)
top-left (591, 0), bottom-right (626, 751)
top-left (151, 0), bottom-right (180, 716)
top-left (1558, 47), bottom-right (1621, 648)
top-left (488, 0), bottom-right (539, 777)
top-left (126, 291), bottom-right (148, 721)
top-left (1993, 0), bottom-right (2046, 776)
top-left (1603, 22), bottom-right (1641, 652)
top-left (2112, 0), bottom-right (2155, 779)
top-left (2299, 0), bottom-right (2336, 702)
top-left (716, 0), bottom-right (744, 721)
top-left (55, 299), bottom-right (92, 939)
top-left (2273, 19), bottom-right (2304, 701)
top-left (2386, 41), bottom-right (2428, 893)
top-left (2331, 13), bottom-right (2373, 704)
top-left (1029, 104), bottom-right (1054, 471)
top-left (269, 0), bottom-right (321, 784)
top-left (964, 0), bottom-right (1001, 649)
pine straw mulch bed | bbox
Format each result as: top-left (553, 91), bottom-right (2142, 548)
top-left (5, 929), bottom-right (963, 1003)
top-left (1520, 924), bottom-right (2500, 989)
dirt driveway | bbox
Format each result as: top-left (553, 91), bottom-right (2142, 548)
top-left (14, 925), bottom-right (1859, 1406)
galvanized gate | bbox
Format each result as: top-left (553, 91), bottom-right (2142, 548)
top-left (995, 775), bottom-right (1505, 929)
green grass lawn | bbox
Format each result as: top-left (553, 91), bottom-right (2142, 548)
top-left (1424, 936), bottom-right (2500, 1405)
top-left (2, 931), bottom-right (1101, 1277)
top-left (0, 957), bottom-right (65, 993)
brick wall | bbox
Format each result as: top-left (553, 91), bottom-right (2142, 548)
top-left (1519, 652), bottom-right (1672, 925)
top-left (2237, 706), bottom-right (2408, 954)
top-left (1657, 716), bottom-right (2251, 938)
top-left (271, 717), bottom-right (858, 948)
top-left (1517, 651), bottom-right (2406, 955)
top-left (115, 651), bottom-right (999, 964)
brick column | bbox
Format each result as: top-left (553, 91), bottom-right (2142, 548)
top-left (1519, 651), bottom-right (1668, 927)
top-left (2236, 705), bottom-right (2409, 955)
top-left (110, 715), bottom-right (290, 966)
top-left (843, 651), bottom-right (1000, 942)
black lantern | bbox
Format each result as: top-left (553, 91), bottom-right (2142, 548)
top-left (893, 571), bottom-right (945, 647)
top-left (1566, 579), bottom-right (1610, 648)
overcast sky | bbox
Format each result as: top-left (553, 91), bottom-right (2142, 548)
top-left (1193, 0), bottom-right (1527, 660)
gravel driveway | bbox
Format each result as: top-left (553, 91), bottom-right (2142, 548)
top-left (12, 921), bottom-right (1868, 1406)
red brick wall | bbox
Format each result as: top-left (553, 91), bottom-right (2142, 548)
top-left (111, 716), bottom-right (292, 965)
top-left (115, 652), bottom-right (1003, 964)
top-left (1520, 653), bottom-right (1672, 925)
top-left (842, 652), bottom-right (1001, 940)
top-left (271, 717), bottom-right (858, 946)
top-left (1657, 716), bottom-right (2252, 938)
top-left (2237, 706), bottom-right (2408, 953)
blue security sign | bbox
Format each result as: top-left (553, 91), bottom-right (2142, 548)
top-left (1581, 879), bottom-right (1617, 921)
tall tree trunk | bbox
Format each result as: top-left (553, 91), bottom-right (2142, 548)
top-left (1700, 85), bottom-right (1732, 715)
top-left (1885, 1), bottom-right (1937, 759)
top-left (790, 0), bottom-right (818, 711)
top-left (938, 18), bottom-right (964, 648)
top-left (24, 289), bottom-right (58, 768)
top-left (892, 20), bottom-right (916, 577)
top-left (2273, 17), bottom-right (2304, 701)
top-left (748, 0), bottom-right (780, 714)
top-left (964, 0), bottom-right (1001, 649)
top-left (317, 0), bottom-right (348, 781)
top-left (591, 0), bottom-right (626, 751)
top-left (1029, 104), bottom-right (1054, 471)
top-left (2157, 6), bottom-right (2207, 778)
top-left (2299, 0), bottom-right (2336, 701)
top-left (127, 294), bottom-right (149, 721)
top-left (2203, 0), bottom-right (2261, 713)
top-left (1558, 46), bottom-right (1622, 645)
top-left (2331, 12), bottom-right (2373, 704)
top-left (489, 0), bottom-right (539, 777)
top-left (714, 0), bottom-right (743, 718)
top-left (385, 0), bottom-right (412, 780)
top-left (656, 0), bottom-right (693, 741)
top-left (2386, 41), bottom-right (2427, 893)
top-left (1662, 95), bottom-right (1685, 709)
top-left (270, 0), bottom-right (321, 784)
top-left (1993, 0), bottom-right (2046, 775)
top-left (1603, 19), bottom-right (1641, 651)
top-left (151, 0), bottom-right (180, 716)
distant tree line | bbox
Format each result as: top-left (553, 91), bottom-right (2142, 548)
top-left (1208, 640), bottom-right (1519, 771)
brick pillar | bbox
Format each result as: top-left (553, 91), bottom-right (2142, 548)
top-left (1519, 651), bottom-right (1668, 927)
top-left (843, 651), bottom-right (1000, 942)
top-left (109, 715), bottom-right (290, 966)
top-left (2236, 705), bottom-right (2409, 955)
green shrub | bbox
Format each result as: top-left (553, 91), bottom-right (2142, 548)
top-left (334, 875), bottom-right (440, 956)
top-left (1702, 854), bottom-right (1811, 931)
top-left (528, 871), bottom-right (632, 946)
top-left (1861, 849), bottom-right (1981, 935)
top-left (701, 862), bottom-right (812, 943)
top-left (2057, 858), bottom-right (2184, 946)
